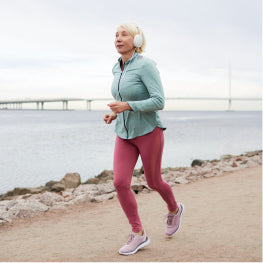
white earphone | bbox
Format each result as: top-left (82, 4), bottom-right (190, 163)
top-left (133, 28), bottom-right (143, 48)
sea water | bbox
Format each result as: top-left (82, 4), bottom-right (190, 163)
top-left (0, 110), bottom-right (261, 194)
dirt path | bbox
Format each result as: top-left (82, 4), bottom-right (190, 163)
top-left (0, 165), bottom-right (262, 262)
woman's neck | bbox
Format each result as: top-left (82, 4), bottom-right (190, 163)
top-left (121, 49), bottom-right (136, 65)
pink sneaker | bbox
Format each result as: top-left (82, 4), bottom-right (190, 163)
top-left (165, 203), bottom-right (184, 237)
top-left (118, 230), bottom-right (150, 255)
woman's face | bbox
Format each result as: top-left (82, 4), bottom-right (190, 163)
top-left (115, 26), bottom-right (134, 55)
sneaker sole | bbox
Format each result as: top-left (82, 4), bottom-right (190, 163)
top-left (118, 236), bottom-right (151, 256)
top-left (166, 203), bottom-right (184, 237)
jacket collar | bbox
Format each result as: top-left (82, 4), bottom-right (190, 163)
top-left (118, 51), bottom-right (138, 65)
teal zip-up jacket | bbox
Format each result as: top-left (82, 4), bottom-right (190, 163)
top-left (111, 52), bottom-right (166, 139)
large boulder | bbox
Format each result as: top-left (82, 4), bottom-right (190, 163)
top-left (84, 170), bottom-right (114, 184)
top-left (191, 159), bottom-right (204, 167)
top-left (60, 173), bottom-right (81, 188)
top-left (96, 170), bottom-right (114, 180)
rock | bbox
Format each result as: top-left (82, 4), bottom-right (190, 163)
top-left (245, 150), bottom-right (262, 157)
top-left (199, 167), bottom-right (212, 176)
top-left (132, 166), bottom-right (145, 176)
top-left (2, 186), bottom-right (47, 199)
top-left (96, 170), bottom-right (113, 180)
top-left (246, 160), bottom-right (259, 168)
top-left (191, 159), bottom-right (204, 167)
top-left (186, 175), bottom-right (202, 182)
top-left (90, 192), bottom-right (116, 203)
top-left (49, 202), bottom-right (71, 210)
top-left (241, 159), bottom-right (248, 165)
top-left (232, 161), bottom-right (238, 167)
top-left (210, 159), bottom-right (220, 163)
top-left (221, 154), bottom-right (235, 160)
top-left (0, 208), bottom-right (12, 223)
top-left (174, 176), bottom-right (189, 184)
top-left (210, 164), bottom-right (220, 170)
top-left (138, 174), bottom-right (146, 181)
top-left (131, 183), bottom-right (146, 194)
top-left (161, 168), bottom-right (170, 174)
top-left (61, 188), bottom-right (74, 198)
top-left (203, 173), bottom-right (215, 178)
top-left (84, 178), bottom-right (100, 184)
top-left (0, 151), bottom-right (261, 221)
top-left (39, 192), bottom-right (65, 206)
top-left (162, 172), bottom-right (176, 183)
top-left (221, 166), bottom-right (238, 172)
top-left (73, 184), bottom-right (98, 195)
top-left (0, 201), bottom-right (12, 223)
top-left (0, 219), bottom-right (6, 225)
top-left (60, 173), bottom-right (81, 189)
top-left (0, 200), bottom-right (11, 208)
top-left (131, 177), bottom-right (149, 194)
top-left (97, 182), bottom-right (115, 195)
top-left (251, 155), bottom-right (262, 165)
top-left (84, 170), bottom-right (114, 185)
top-left (19, 194), bottom-right (32, 199)
top-left (190, 169), bottom-right (199, 176)
top-left (45, 180), bottom-right (60, 189)
top-left (139, 166), bottom-right (144, 174)
top-left (133, 168), bottom-right (141, 177)
top-left (6, 199), bottom-right (49, 218)
top-left (51, 183), bottom-right (66, 192)
top-left (64, 193), bottom-right (91, 205)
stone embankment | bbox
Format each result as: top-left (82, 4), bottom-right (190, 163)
top-left (0, 150), bottom-right (261, 225)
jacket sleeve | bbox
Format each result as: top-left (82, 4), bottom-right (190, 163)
top-left (127, 60), bottom-right (165, 112)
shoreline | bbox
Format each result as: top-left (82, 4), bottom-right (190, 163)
top-left (0, 165), bottom-right (261, 261)
top-left (0, 149), bottom-right (262, 198)
top-left (0, 150), bottom-right (262, 226)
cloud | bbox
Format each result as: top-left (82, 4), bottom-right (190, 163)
top-left (0, 0), bottom-right (261, 110)
top-left (0, 55), bottom-right (96, 69)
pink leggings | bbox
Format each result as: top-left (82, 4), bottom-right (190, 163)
top-left (113, 127), bottom-right (178, 233)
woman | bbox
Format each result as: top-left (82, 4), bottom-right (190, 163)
top-left (104, 22), bottom-right (184, 256)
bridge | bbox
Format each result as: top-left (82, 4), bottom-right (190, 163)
top-left (0, 98), bottom-right (85, 110)
top-left (0, 97), bottom-right (261, 111)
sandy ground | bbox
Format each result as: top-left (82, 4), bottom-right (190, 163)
top-left (0, 165), bottom-right (262, 262)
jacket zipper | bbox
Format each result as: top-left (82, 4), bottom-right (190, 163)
top-left (117, 72), bottom-right (129, 139)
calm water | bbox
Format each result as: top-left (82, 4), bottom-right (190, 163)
top-left (0, 110), bottom-right (261, 194)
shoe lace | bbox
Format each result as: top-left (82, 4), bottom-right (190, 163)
top-left (126, 233), bottom-right (136, 245)
top-left (166, 213), bottom-right (175, 226)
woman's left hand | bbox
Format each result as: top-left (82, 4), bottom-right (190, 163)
top-left (107, 101), bottom-right (131, 114)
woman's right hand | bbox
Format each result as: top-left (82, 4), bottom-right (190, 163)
top-left (104, 113), bottom-right (117, 124)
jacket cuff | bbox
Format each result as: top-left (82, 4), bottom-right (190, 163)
top-left (127, 101), bottom-right (137, 112)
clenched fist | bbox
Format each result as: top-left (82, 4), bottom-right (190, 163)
top-left (107, 101), bottom-right (131, 114)
top-left (104, 113), bottom-right (117, 124)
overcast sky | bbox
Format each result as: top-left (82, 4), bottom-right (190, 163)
top-left (0, 0), bottom-right (261, 110)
